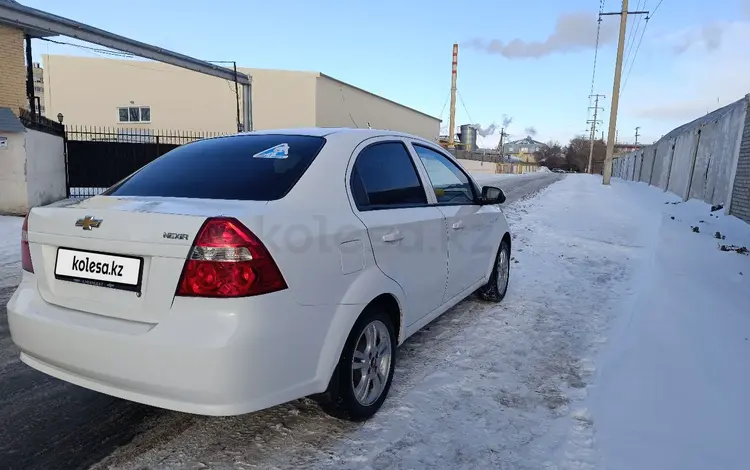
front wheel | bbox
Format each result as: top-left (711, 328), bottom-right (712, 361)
top-left (477, 239), bottom-right (510, 302)
top-left (315, 307), bottom-right (396, 421)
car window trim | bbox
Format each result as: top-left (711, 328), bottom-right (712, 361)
top-left (411, 142), bottom-right (480, 207)
top-left (349, 140), bottom-right (431, 212)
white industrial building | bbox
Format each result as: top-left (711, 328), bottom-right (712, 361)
top-left (41, 55), bottom-right (441, 140)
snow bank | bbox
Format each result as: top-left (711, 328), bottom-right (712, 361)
top-left (0, 216), bottom-right (22, 291)
top-left (589, 180), bottom-right (750, 470)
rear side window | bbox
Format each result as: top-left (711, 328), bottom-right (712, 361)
top-left (103, 134), bottom-right (326, 201)
top-left (351, 141), bottom-right (427, 210)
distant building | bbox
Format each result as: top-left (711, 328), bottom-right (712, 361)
top-left (503, 136), bottom-right (546, 163)
top-left (32, 62), bottom-right (45, 116)
top-left (39, 54), bottom-right (440, 139)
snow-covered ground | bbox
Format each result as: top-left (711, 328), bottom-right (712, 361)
top-left (0, 216), bottom-right (22, 294)
top-left (1, 175), bottom-right (748, 469)
top-left (588, 182), bottom-right (750, 470)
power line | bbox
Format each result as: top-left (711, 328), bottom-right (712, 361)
top-left (622, 1), bottom-right (641, 64)
top-left (621, 16), bottom-right (650, 95)
top-left (457, 89), bottom-right (474, 125)
top-left (438, 91), bottom-right (450, 121)
top-left (588, 0), bottom-right (606, 104)
top-left (39, 37), bottom-right (134, 58)
top-left (622, 0), bottom-right (645, 78)
top-left (650, 0), bottom-right (665, 18)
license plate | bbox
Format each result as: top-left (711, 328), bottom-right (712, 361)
top-left (55, 248), bottom-right (143, 292)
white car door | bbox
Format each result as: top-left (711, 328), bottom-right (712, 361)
top-left (409, 142), bottom-right (497, 303)
top-left (347, 138), bottom-right (448, 326)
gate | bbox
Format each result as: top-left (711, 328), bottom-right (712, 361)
top-left (65, 127), bottom-right (227, 198)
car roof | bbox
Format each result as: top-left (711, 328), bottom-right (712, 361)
top-left (235, 127), bottom-right (436, 144)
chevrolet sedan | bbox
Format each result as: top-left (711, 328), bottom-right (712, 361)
top-left (7, 128), bottom-right (511, 421)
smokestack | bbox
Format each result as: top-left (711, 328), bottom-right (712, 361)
top-left (448, 43), bottom-right (458, 148)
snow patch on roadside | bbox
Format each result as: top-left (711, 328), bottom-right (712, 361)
top-left (587, 180), bottom-right (750, 470)
top-left (0, 216), bottom-right (22, 292)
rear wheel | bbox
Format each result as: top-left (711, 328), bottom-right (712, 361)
top-left (477, 239), bottom-right (510, 302)
top-left (315, 307), bottom-right (396, 421)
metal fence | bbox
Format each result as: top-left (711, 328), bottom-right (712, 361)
top-left (65, 126), bottom-right (228, 198)
top-left (18, 108), bottom-right (64, 137)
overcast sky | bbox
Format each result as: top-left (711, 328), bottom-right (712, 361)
top-left (22, 0), bottom-right (750, 147)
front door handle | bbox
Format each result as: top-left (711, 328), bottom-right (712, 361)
top-left (382, 231), bottom-right (404, 243)
top-left (452, 221), bottom-right (465, 230)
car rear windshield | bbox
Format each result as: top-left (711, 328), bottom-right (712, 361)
top-left (103, 134), bottom-right (326, 201)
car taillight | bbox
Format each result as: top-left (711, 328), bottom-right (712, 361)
top-left (176, 217), bottom-right (287, 298)
top-left (21, 213), bottom-right (34, 273)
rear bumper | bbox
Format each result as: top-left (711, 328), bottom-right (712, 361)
top-left (7, 273), bottom-right (363, 416)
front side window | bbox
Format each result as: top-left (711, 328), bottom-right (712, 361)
top-left (412, 144), bottom-right (475, 205)
top-left (351, 141), bottom-right (427, 210)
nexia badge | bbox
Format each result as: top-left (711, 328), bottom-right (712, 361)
top-left (253, 143), bottom-right (289, 159)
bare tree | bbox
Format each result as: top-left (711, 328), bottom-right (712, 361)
top-left (534, 141), bottom-right (565, 168)
top-left (565, 136), bottom-right (606, 172)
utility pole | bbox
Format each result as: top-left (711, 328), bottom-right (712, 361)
top-left (635, 126), bottom-right (641, 145)
top-left (233, 61), bottom-right (242, 132)
top-left (448, 43), bottom-right (458, 149)
top-left (25, 34), bottom-right (35, 117)
top-left (497, 127), bottom-right (508, 154)
top-left (587, 94), bottom-right (605, 173)
top-left (600, 1), bottom-right (649, 185)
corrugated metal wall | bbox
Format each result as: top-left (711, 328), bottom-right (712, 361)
top-left (612, 95), bottom-right (750, 221)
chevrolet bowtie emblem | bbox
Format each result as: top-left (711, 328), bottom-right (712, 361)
top-left (75, 216), bottom-right (103, 231)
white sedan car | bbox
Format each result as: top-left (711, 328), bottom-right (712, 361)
top-left (8, 128), bottom-right (511, 421)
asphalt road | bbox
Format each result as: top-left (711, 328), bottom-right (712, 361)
top-left (0, 172), bottom-right (563, 470)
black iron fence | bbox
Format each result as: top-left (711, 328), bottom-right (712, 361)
top-left (19, 108), bottom-right (65, 137)
top-left (65, 126), bottom-right (228, 198)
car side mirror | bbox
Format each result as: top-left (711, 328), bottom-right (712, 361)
top-left (480, 185), bottom-right (506, 205)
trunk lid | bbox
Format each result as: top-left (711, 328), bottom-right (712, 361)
top-left (27, 195), bottom-right (268, 323)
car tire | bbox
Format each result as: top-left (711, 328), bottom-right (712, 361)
top-left (477, 239), bottom-right (511, 302)
top-left (315, 306), bottom-right (397, 421)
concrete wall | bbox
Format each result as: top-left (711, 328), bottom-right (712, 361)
top-left (0, 128), bottom-right (66, 215)
top-left (729, 107), bottom-right (750, 223)
top-left (0, 25), bottom-right (27, 113)
top-left (0, 131), bottom-right (29, 214)
top-left (457, 159), bottom-right (497, 174)
top-left (497, 163), bottom-right (538, 174)
top-left (613, 95), bottom-right (749, 220)
top-left (24, 129), bottom-right (66, 207)
top-left (315, 75), bottom-right (441, 140)
top-left (454, 159), bottom-right (538, 175)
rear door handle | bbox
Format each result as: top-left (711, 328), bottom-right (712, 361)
top-left (452, 221), bottom-right (465, 230)
top-left (382, 231), bottom-right (404, 243)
